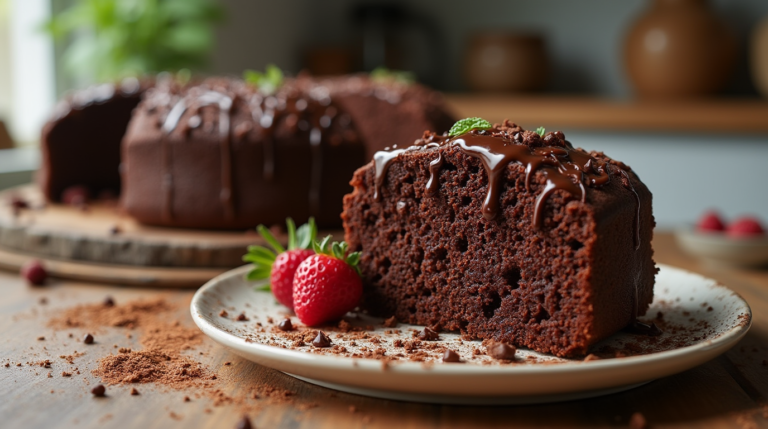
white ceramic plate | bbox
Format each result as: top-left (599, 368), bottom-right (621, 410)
top-left (675, 228), bottom-right (768, 268)
top-left (190, 264), bottom-right (751, 404)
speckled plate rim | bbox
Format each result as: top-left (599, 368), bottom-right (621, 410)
top-left (190, 264), bottom-right (751, 403)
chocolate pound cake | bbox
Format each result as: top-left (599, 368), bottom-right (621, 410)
top-left (342, 121), bottom-right (656, 357)
top-left (121, 74), bottom-right (454, 229)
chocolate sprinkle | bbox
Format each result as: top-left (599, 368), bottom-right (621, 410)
top-left (91, 384), bottom-right (106, 397)
top-left (277, 318), bottom-right (293, 332)
top-left (417, 327), bottom-right (439, 341)
top-left (487, 341), bottom-right (516, 360)
top-left (312, 331), bottom-right (331, 348)
top-left (235, 312), bottom-right (249, 322)
top-left (442, 349), bottom-right (462, 363)
top-left (236, 416), bottom-right (252, 429)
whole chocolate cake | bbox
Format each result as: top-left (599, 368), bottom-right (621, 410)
top-left (342, 121), bottom-right (656, 357)
top-left (121, 74), bottom-right (453, 229)
top-left (39, 78), bottom-right (147, 202)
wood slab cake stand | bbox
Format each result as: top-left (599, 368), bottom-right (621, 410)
top-left (0, 185), bottom-right (342, 287)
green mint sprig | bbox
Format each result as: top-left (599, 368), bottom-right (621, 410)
top-left (535, 126), bottom-right (546, 137)
top-left (370, 67), bottom-right (415, 85)
top-left (449, 117), bottom-right (493, 137)
top-left (244, 64), bottom-right (284, 95)
top-left (242, 217), bottom-right (317, 289)
top-left (312, 236), bottom-right (361, 277)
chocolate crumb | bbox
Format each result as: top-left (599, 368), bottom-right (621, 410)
top-left (312, 331), bottom-right (331, 348)
top-left (417, 327), bottom-right (439, 341)
top-left (219, 309), bottom-right (228, 317)
top-left (224, 361), bottom-right (231, 366)
top-left (236, 312), bottom-right (249, 322)
top-left (61, 371), bottom-right (71, 377)
top-left (383, 316), bottom-right (398, 328)
top-left (442, 349), bottom-right (461, 363)
top-left (707, 306), bottom-right (713, 312)
top-left (130, 388), bottom-right (139, 395)
top-left (83, 333), bottom-right (94, 344)
top-left (109, 225), bottom-right (122, 235)
top-left (629, 412), bottom-right (647, 429)
top-left (39, 297), bottom-right (48, 305)
top-left (4, 363), bottom-right (8, 367)
top-left (37, 336), bottom-right (45, 341)
top-left (278, 318), bottom-right (293, 332)
top-left (184, 396), bottom-right (190, 402)
top-left (103, 296), bottom-right (115, 307)
top-left (91, 384), bottom-right (106, 397)
top-left (487, 341), bottom-right (516, 360)
top-left (236, 415), bottom-right (252, 429)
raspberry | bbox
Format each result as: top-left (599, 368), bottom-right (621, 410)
top-left (696, 210), bottom-right (725, 232)
top-left (727, 217), bottom-right (765, 238)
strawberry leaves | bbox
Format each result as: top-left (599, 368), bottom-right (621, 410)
top-left (243, 217), bottom-right (316, 287)
top-left (312, 236), bottom-right (362, 276)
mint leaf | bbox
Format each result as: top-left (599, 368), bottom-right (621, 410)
top-left (536, 127), bottom-right (546, 137)
top-left (244, 64), bottom-right (284, 95)
top-left (370, 67), bottom-right (415, 85)
top-left (449, 117), bottom-right (493, 137)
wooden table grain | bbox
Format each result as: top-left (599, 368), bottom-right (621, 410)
top-left (1, 232), bottom-right (767, 429)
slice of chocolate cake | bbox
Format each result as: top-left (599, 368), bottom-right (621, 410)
top-left (342, 120), bottom-right (656, 357)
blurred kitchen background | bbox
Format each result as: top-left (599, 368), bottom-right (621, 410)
top-left (1, 0), bottom-right (768, 228)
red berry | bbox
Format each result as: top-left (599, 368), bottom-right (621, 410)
top-left (293, 255), bottom-right (362, 326)
top-left (21, 260), bottom-right (47, 286)
top-left (270, 249), bottom-right (314, 310)
top-left (697, 210), bottom-right (725, 232)
top-left (727, 217), bottom-right (765, 237)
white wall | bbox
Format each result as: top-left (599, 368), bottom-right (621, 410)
top-left (567, 130), bottom-right (768, 228)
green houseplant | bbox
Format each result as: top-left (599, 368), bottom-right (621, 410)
top-left (45, 0), bottom-right (223, 82)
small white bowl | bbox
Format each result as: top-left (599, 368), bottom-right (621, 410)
top-left (675, 229), bottom-right (768, 268)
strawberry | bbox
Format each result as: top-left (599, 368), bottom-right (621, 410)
top-left (696, 210), bottom-right (726, 232)
top-left (727, 216), bottom-right (765, 238)
top-left (242, 218), bottom-right (317, 310)
top-left (292, 237), bottom-right (363, 326)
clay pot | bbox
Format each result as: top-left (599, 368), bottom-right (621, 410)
top-left (751, 16), bottom-right (768, 99)
top-left (464, 32), bottom-right (549, 92)
top-left (624, 0), bottom-right (737, 98)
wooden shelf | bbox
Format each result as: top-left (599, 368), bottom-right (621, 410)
top-left (443, 95), bottom-right (768, 134)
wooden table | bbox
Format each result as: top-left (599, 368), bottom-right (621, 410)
top-left (1, 232), bottom-right (766, 429)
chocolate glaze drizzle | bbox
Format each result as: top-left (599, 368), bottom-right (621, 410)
top-left (373, 127), bottom-right (627, 231)
top-left (162, 90), bottom-right (236, 221)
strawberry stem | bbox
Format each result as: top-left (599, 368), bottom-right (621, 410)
top-left (312, 235), bottom-right (362, 276)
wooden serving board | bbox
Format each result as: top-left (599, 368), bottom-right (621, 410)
top-left (0, 185), bottom-right (343, 287)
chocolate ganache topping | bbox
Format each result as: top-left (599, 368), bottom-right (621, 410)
top-left (373, 121), bottom-right (642, 249)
